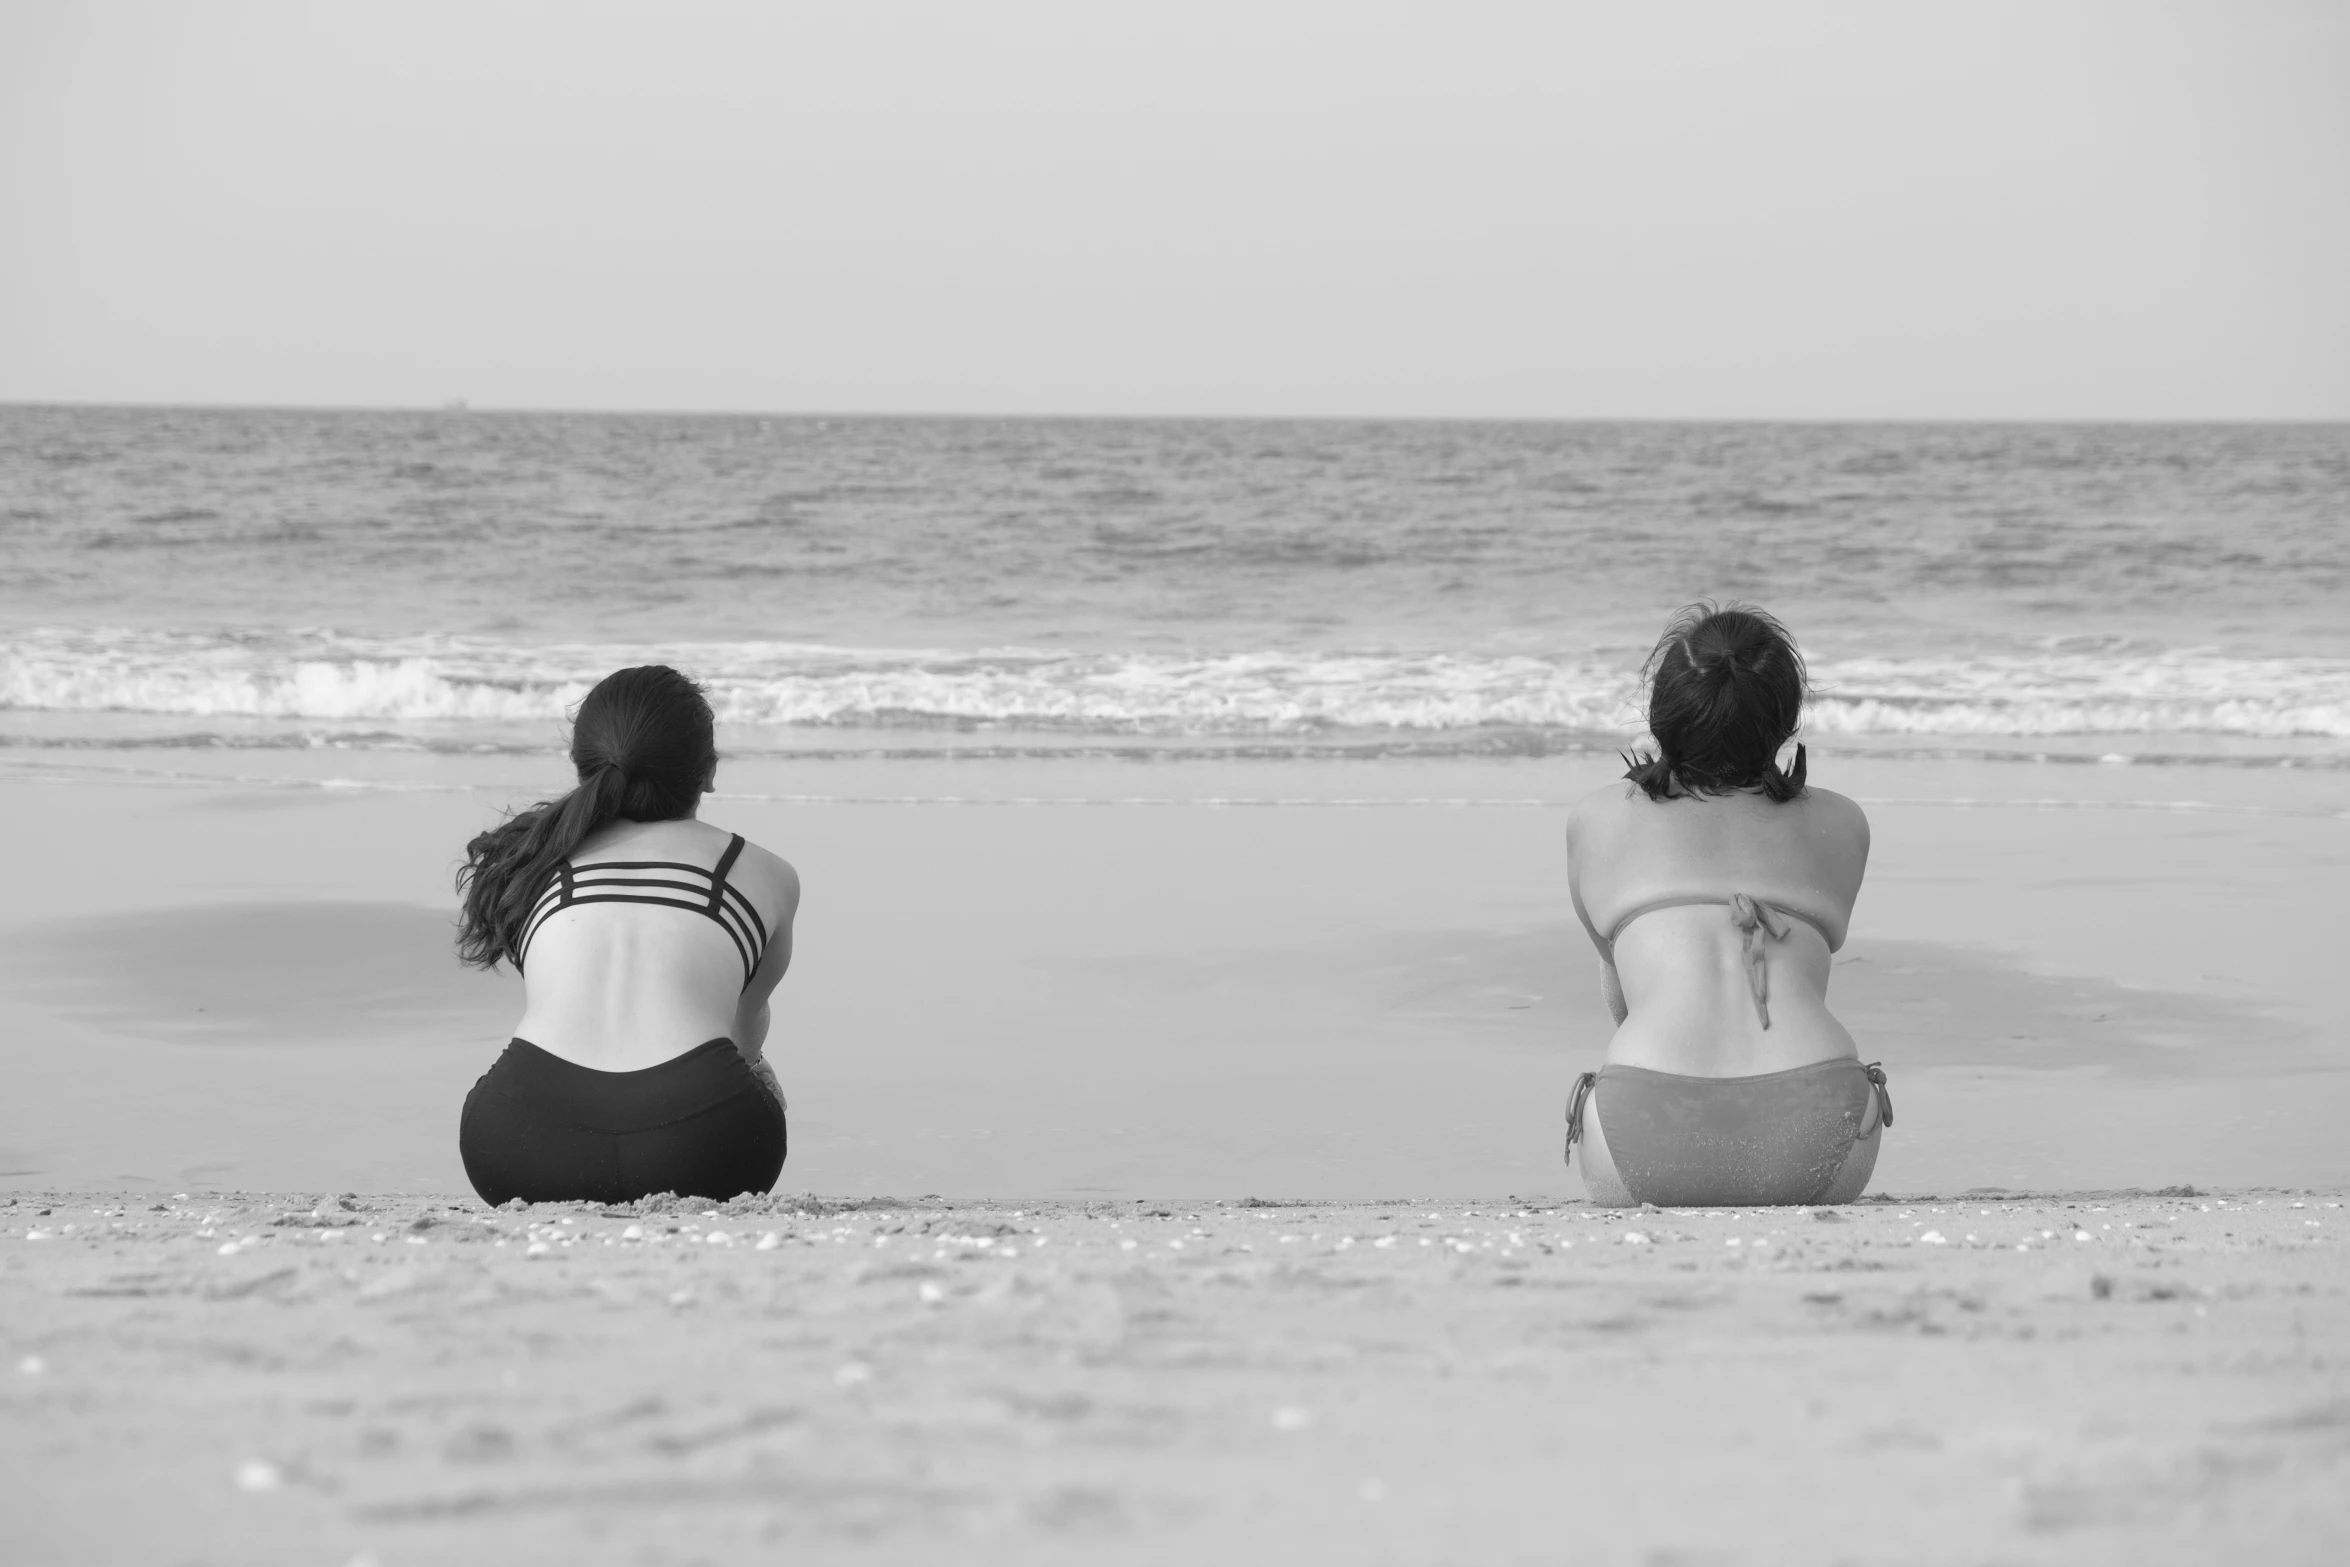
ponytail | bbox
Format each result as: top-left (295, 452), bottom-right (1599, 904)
top-left (455, 764), bottom-right (629, 970)
top-left (1768, 739), bottom-right (1806, 799)
top-left (1621, 746), bottom-right (1803, 800)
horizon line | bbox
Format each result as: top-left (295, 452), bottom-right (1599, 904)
top-left (5, 397), bottom-right (2347, 428)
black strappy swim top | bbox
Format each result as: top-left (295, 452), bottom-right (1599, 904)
top-left (1604, 894), bottom-right (1835, 1031)
top-left (514, 833), bottom-right (769, 989)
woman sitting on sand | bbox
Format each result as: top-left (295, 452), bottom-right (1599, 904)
top-left (1565, 604), bottom-right (1889, 1207)
top-left (454, 666), bottom-right (798, 1206)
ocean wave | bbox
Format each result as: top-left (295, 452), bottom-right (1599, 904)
top-left (1805, 654), bottom-right (2350, 738)
top-left (3, 630), bottom-right (2347, 742)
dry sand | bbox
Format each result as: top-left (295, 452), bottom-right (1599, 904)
top-left (6, 1187), bottom-right (2347, 1565)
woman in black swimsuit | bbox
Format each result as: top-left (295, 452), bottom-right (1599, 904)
top-left (454, 666), bottom-right (798, 1205)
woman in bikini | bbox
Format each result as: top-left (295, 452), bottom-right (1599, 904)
top-left (1565, 604), bottom-right (1889, 1207)
top-left (453, 665), bottom-right (798, 1206)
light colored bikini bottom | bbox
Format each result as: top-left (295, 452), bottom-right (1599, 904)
top-left (1566, 1059), bottom-right (1892, 1208)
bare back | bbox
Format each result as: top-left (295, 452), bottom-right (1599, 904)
top-left (1567, 780), bottom-right (1870, 1077)
top-left (511, 817), bottom-right (799, 1072)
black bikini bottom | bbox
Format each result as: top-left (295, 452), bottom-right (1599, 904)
top-left (459, 1037), bottom-right (786, 1207)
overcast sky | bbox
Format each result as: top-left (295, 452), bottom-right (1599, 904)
top-left (2, 1), bottom-right (2344, 419)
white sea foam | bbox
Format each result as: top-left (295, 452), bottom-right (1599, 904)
top-left (1806, 652), bottom-right (2350, 739)
top-left (4, 630), bottom-right (2347, 743)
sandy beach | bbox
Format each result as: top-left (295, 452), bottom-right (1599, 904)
top-left (2, 744), bottom-right (2345, 1562)
top-left (7, 1186), bottom-right (2346, 1564)
top-left (2, 747), bottom-right (2344, 1199)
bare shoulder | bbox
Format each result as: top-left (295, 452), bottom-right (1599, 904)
top-left (1565, 778), bottom-right (1640, 844)
top-left (738, 839), bottom-right (801, 913)
top-left (1798, 786), bottom-right (1871, 847)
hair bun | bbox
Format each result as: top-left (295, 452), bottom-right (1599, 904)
top-left (1627, 601), bottom-right (1809, 803)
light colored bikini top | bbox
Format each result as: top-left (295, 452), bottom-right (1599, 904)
top-left (1603, 894), bottom-right (1835, 1030)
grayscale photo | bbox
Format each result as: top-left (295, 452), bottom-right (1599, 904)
top-left (3, 2), bottom-right (2346, 1561)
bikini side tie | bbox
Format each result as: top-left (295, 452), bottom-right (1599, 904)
top-left (1728, 893), bottom-right (1789, 1029)
top-left (1564, 1070), bottom-right (1598, 1164)
top-left (1863, 1061), bottom-right (1894, 1132)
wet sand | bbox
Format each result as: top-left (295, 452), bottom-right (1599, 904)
top-left (1, 750), bottom-right (2344, 1197)
top-left (7, 1188), bottom-right (2346, 1564)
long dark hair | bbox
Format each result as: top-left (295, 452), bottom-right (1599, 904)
top-left (456, 665), bottom-right (718, 970)
top-left (1622, 602), bottom-right (1809, 802)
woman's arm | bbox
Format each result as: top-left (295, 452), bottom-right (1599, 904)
top-left (730, 854), bottom-right (799, 1063)
top-left (1565, 798), bottom-right (1625, 1025)
top-left (736, 1001), bottom-right (772, 1059)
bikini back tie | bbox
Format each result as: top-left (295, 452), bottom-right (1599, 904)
top-left (1606, 892), bottom-right (1827, 1031)
top-left (1727, 892), bottom-right (1789, 1028)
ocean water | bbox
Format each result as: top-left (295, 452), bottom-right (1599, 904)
top-left (4, 406), bottom-right (2346, 766)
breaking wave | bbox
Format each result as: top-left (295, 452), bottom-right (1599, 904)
top-left (4, 629), bottom-right (2347, 744)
